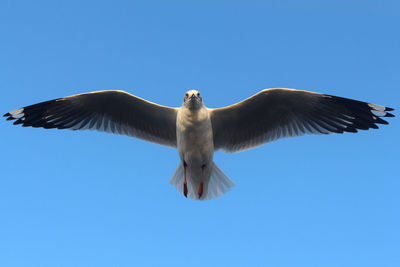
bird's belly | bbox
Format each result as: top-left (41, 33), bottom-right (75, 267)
top-left (178, 127), bottom-right (213, 167)
top-left (176, 110), bottom-right (214, 168)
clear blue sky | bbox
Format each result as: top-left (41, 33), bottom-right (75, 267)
top-left (1, 1), bottom-right (399, 266)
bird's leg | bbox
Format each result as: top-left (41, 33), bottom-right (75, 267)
top-left (183, 161), bottom-right (188, 198)
top-left (198, 164), bottom-right (205, 198)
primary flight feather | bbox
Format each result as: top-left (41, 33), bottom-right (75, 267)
top-left (4, 88), bottom-right (394, 200)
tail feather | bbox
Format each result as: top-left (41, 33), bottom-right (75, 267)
top-left (169, 163), bottom-right (185, 194)
top-left (169, 162), bottom-right (235, 200)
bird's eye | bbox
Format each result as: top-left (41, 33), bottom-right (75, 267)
top-left (185, 93), bottom-right (189, 98)
top-left (197, 93), bottom-right (200, 97)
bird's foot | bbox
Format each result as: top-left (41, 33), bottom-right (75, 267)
top-left (198, 181), bottom-right (203, 198)
top-left (183, 161), bottom-right (188, 198)
top-left (198, 165), bottom-right (204, 198)
top-left (183, 181), bottom-right (188, 198)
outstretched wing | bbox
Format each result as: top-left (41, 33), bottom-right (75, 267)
top-left (209, 88), bottom-right (394, 152)
top-left (4, 90), bottom-right (178, 147)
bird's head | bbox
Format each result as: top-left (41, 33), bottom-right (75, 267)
top-left (183, 90), bottom-right (203, 110)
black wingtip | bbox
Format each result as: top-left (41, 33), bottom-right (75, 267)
top-left (3, 112), bottom-right (10, 117)
top-left (385, 113), bottom-right (395, 118)
top-left (385, 107), bottom-right (394, 111)
top-left (13, 120), bottom-right (24, 125)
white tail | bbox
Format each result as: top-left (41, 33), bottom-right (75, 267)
top-left (169, 162), bottom-right (235, 200)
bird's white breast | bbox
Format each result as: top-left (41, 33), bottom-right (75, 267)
top-left (176, 106), bottom-right (214, 167)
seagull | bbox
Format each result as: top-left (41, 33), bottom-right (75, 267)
top-left (4, 88), bottom-right (394, 200)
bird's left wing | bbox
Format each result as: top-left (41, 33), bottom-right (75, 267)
top-left (4, 90), bottom-right (178, 147)
top-left (209, 88), bottom-right (394, 153)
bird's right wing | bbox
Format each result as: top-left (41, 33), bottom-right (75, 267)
top-left (4, 90), bottom-right (178, 147)
top-left (209, 88), bottom-right (394, 153)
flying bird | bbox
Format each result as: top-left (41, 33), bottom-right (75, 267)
top-left (4, 89), bottom-right (394, 200)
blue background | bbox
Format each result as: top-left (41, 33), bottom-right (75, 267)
top-left (1, 1), bottom-right (399, 266)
